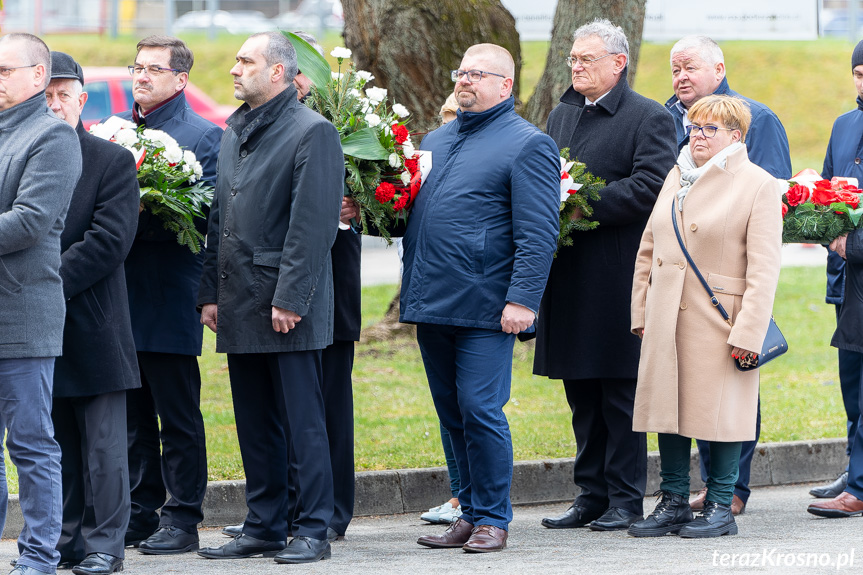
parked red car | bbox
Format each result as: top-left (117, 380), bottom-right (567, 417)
top-left (81, 67), bottom-right (235, 129)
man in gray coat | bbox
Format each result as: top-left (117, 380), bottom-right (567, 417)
top-left (196, 31), bottom-right (343, 564)
top-left (0, 34), bottom-right (82, 575)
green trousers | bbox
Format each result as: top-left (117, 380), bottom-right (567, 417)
top-left (658, 433), bottom-right (742, 506)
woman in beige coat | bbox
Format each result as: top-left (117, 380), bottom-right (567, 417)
top-left (628, 95), bottom-right (782, 539)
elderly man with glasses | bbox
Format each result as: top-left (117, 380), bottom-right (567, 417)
top-left (406, 43), bottom-right (561, 553)
top-left (116, 35), bottom-right (222, 556)
top-left (534, 18), bottom-right (677, 532)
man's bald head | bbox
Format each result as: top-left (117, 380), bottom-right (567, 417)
top-left (462, 43), bottom-right (514, 79)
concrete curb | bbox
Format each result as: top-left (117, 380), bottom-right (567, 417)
top-left (0, 437), bottom-right (847, 538)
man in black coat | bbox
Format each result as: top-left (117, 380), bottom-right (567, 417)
top-left (533, 19), bottom-right (677, 531)
top-left (116, 36), bottom-right (222, 555)
top-left (196, 31), bottom-right (343, 564)
top-left (47, 52), bottom-right (141, 575)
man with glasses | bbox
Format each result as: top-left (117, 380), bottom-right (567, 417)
top-left (534, 19), bottom-right (677, 532)
top-left (408, 43), bottom-right (560, 553)
top-left (665, 35), bottom-right (791, 517)
top-left (0, 33), bottom-right (82, 575)
top-left (117, 35), bottom-right (222, 555)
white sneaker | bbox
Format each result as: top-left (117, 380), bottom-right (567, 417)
top-left (420, 502), bottom-right (462, 524)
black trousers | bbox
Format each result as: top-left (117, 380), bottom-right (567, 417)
top-left (228, 350), bottom-right (333, 542)
top-left (284, 340), bottom-right (355, 535)
top-left (126, 352), bottom-right (207, 534)
top-left (563, 378), bottom-right (647, 515)
top-left (53, 391), bottom-right (129, 560)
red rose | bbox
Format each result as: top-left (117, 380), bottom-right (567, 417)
top-left (393, 191), bottom-right (409, 211)
top-left (392, 124), bottom-right (409, 144)
top-left (785, 184), bottom-right (810, 206)
top-left (375, 182), bottom-right (396, 203)
top-left (836, 190), bottom-right (861, 209)
top-left (781, 203), bottom-right (788, 218)
top-left (811, 183), bottom-right (840, 206)
top-left (405, 155), bottom-right (419, 175)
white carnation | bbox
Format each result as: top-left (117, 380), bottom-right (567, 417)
top-left (114, 128), bottom-right (139, 147)
top-left (365, 87), bottom-right (387, 104)
top-left (364, 113), bottom-right (382, 128)
top-left (402, 141), bottom-right (415, 158)
top-left (183, 150), bottom-right (197, 165)
top-left (163, 145), bottom-right (183, 165)
top-left (400, 170), bottom-right (411, 185)
top-left (330, 47), bottom-right (352, 59)
top-left (331, 72), bottom-right (344, 80)
top-left (143, 129), bottom-right (178, 150)
top-left (349, 88), bottom-right (362, 98)
top-left (355, 70), bottom-right (374, 83)
top-left (388, 153), bottom-right (401, 168)
top-left (392, 103), bottom-right (410, 118)
top-left (194, 163), bottom-right (203, 178)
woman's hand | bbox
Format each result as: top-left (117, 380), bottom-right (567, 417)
top-left (731, 346), bottom-right (758, 363)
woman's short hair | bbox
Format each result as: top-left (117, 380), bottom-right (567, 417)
top-left (687, 95), bottom-right (752, 141)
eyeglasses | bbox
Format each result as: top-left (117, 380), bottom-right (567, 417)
top-left (565, 53), bottom-right (617, 68)
top-left (0, 64), bottom-right (37, 80)
top-left (451, 69), bottom-right (506, 83)
top-left (685, 124), bottom-right (735, 139)
top-left (128, 65), bottom-right (181, 77)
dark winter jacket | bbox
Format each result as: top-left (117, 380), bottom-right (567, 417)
top-left (197, 85), bottom-right (343, 353)
top-left (400, 96), bottom-right (560, 330)
top-left (54, 122), bottom-right (141, 397)
top-left (534, 77), bottom-right (677, 380)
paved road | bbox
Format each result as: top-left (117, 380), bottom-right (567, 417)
top-left (7, 483), bottom-right (855, 575)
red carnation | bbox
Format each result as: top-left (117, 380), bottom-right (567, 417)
top-left (394, 191), bottom-right (409, 211)
top-left (785, 184), bottom-right (810, 207)
top-left (375, 181), bottom-right (396, 203)
top-left (392, 124), bottom-right (409, 144)
top-left (405, 155), bottom-right (419, 176)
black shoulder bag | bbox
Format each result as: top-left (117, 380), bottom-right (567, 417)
top-left (670, 199), bottom-right (787, 371)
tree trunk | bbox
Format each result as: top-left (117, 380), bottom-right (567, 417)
top-left (360, 283), bottom-right (417, 342)
top-left (523, 0), bottom-right (646, 129)
top-left (341, 0), bottom-right (522, 135)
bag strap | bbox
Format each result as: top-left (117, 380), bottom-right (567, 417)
top-left (670, 198), bottom-right (733, 326)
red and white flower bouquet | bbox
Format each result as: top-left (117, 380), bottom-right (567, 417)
top-left (782, 168), bottom-right (863, 245)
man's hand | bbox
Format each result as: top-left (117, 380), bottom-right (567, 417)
top-left (272, 306), bottom-right (302, 333)
top-left (340, 197), bottom-right (359, 226)
top-left (830, 234), bottom-right (848, 260)
top-left (201, 303), bottom-right (218, 333)
top-left (570, 207), bottom-right (583, 221)
top-left (500, 302), bottom-right (535, 334)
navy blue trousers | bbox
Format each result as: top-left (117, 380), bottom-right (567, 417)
top-left (838, 349), bottom-right (862, 468)
top-left (416, 324), bottom-right (515, 530)
top-left (841, 349), bottom-right (863, 499)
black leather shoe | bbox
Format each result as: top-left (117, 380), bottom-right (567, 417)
top-left (678, 500), bottom-right (738, 538)
top-left (124, 528), bottom-right (154, 548)
top-left (326, 527), bottom-right (343, 542)
top-left (273, 536), bottom-right (331, 564)
top-left (810, 471), bottom-right (849, 499)
top-left (541, 503), bottom-right (604, 529)
top-left (221, 523), bottom-right (243, 537)
top-left (197, 533), bottom-right (286, 559)
top-left (71, 553), bottom-right (123, 575)
top-left (137, 526), bottom-right (199, 555)
top-left (588, 507), bottom-right (643, 531)
top-left (628, 491), bottom-right (693, 537)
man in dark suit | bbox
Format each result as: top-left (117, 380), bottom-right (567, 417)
top-left (534, 19), bottom-right (677, 531)
top-left (196, 31), bottom-right (343, 564)
top-left (47, 52), bottom-right (141, 575)
top-left (116, 36), bottom-right (222, 554)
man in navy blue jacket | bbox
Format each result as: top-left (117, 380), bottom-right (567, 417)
top-left (409, 43), bottom-right (560, 553)
top-left (664, 35), bottom-right (792, 516)
top-left (117, 35), bottom-right (222, 555)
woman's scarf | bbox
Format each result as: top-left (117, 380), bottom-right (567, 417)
top-left (676, 141), bottom-right (744, 211)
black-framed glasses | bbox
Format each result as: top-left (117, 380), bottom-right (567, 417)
top-left (685, 124), bottom-right (735, 139)
top-left (565, 53), bottom-right (617, 68)
top-left (0, 64), bottom-right (36, 80)
top-left (128, 65), bottom-right (181, 77)
top-left (451, 69), bottom-right (506, 83)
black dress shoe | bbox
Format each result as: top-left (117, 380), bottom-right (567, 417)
top-left (588, 507), bottom-right (642, 531)
top-left (71, 553), bottom-right (123, 575)
top-left (197, 533), bottom-right (286, 559)
top-left (273, 536), bottom-right (331, 564)
top-left (137, 526), bottom-right (199, 555)
top-left (541, 503), bottom-right (604, 529)
top-left (678, 500), bottom-right (738, 538)
top-left (124, 528), bottom-right (154, 548)
top-left (326, 527), bottom-right (343, 542)
top-left (810, 471), bottom-right (849, 499)
top-left (221, 523), bottom-right (243, 537)
top-left (628, 491), bottom-right (693, 537)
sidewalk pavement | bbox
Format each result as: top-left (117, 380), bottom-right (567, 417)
top-left (1, 482), bottom-right (856, 574)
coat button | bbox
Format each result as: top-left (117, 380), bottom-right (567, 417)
top-left (656, 258), bottom-right (662, 266)
top-left (690, 223), bottom-right (698, 231)
top-left (678, 261), bottom-right (686, 269)
top-left (220, 272), bottom-right (227, 279)
top-left (231, 188), bottom-right (237, 196)
top-left (240, 150), bottom-right (247, 158)
top-left (680, 302), bottom-right (688, 310)
top-left (224, 229), bottom-right (231, 237)
top-left (856, 158), bottom-right (861, 165)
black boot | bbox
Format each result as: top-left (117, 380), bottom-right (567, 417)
top-left (628, 491), bottom-right (693, 537)
top-left (809, 471), bottom-right (849, 499)
top-left (678, 500), bottom-right (737, 538)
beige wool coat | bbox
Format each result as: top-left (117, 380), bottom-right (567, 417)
top-left (630, 146), bottom-right (782, 442)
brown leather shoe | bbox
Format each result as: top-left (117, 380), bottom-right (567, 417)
top-left (462, 525), bottom-right (507, 553)
top-left (807, 492), bottom-right (863, 518)
top-left (689, 487), bottom-right (707, 511)
top-left (731, 494), bottom-right (746, 516)
top-left (417, 518), bottom-right (474, 548)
